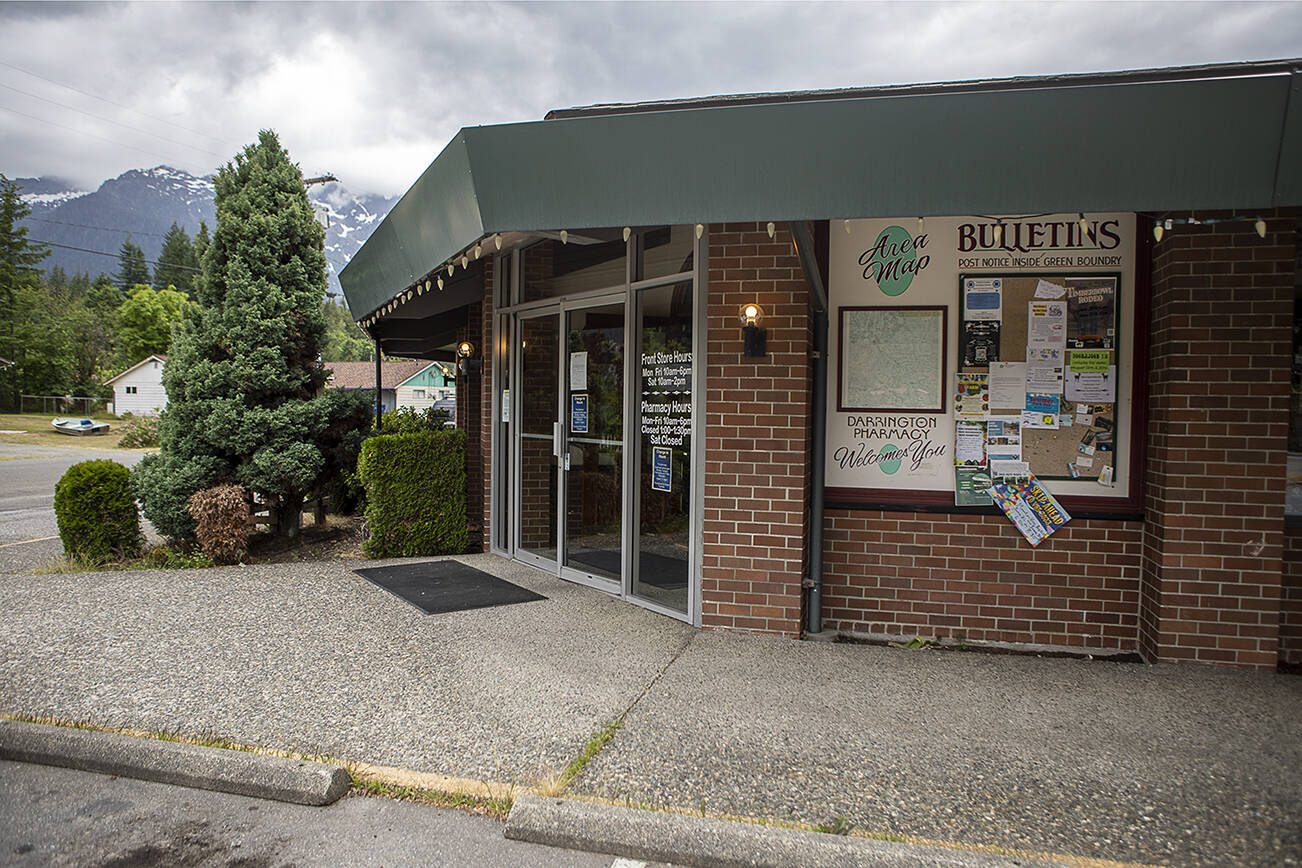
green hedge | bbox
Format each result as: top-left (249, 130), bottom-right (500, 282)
top-left (54, 460), bottom-right (144, 563)
top-left (357, 429), bottom-right (468, 557)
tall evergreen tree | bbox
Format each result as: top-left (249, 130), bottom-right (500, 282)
top-left (133, 130), bottom-right (370, 539)
top-left (0, 174), bottom-right (58, 409)
top-left (116, 237), bottom-right (150, 290)
top-left (153, 223), bottom-right (198, 293)
top-left (193, 220), bottom-right (211, 265)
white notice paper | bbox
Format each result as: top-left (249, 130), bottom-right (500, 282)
top-left (989, 362), bottom-right (1027, 410)
top-left (1034, 279), bottom-right (1067, 299)
top-left (964, 277), bottom-right (1003, 321)
top-left (986, 415), bottom-right (1022, 462)
top-left (1065, 365), bottom-right (1116, 403)
top-left (955, 421), bottom-right (986, 466)
top-left (990, 459), bottom-right (1030, 478)
top-left (1026, 347), bottom-right (1065, 394)
top-left (1028, 301), bottom-right (1067, 351)
top-left (569, 351), bottom-right (588, 391)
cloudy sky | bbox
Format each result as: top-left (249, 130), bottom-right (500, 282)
top-left (1, 1), bottom-right (1299, 196)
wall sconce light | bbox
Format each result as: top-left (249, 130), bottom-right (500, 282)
top-left (739, 302), bottom-right (767, 358)
top-left (456, 340), bottom-right (480, 375)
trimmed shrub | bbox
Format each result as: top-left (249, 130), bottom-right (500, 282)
top-left (375, 405), bottom-right (451, 434)
top-left (53, 460), bottom-right (143, 563)
top-left (357, 429), bottom-right (467, 557)
top-left (117, 413), bottom-right (160, 448)
top-left (187, 484), bottom-right (251, 565)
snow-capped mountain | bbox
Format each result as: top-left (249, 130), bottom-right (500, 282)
top-left (13, 166), bottom-right (396, 300)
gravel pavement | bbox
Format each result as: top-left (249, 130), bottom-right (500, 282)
top-left (1, 551), bottom-right (1298, 866)
top-left (0, 556), bottom-right (693, 786)
top-left (574, 631), bottom-right (1302, 867)
top-left (0, 443), bottom-right (154, 573)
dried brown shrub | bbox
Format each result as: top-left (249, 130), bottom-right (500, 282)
top-left (187, 484), bottom-right (251, 565)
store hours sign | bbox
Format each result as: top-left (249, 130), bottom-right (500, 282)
top-left (641, 349), bottom-right (692, 447)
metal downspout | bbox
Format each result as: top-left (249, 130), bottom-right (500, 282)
top-left (789, 222), bottom-right (829, 636)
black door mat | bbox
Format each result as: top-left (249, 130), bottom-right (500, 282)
top-left (354, 561), bottom-right (546, 615)
top-left (567, 549), bottom-right (689, 589)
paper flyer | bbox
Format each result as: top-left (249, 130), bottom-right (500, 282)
top-left (964, 277), bottom-right (1003, 321)
top-left (955, 420), bottom-right (987, 466)
top-left (1027, 300), bottom-right (1067, 351)
top-left (989, 362), bottom-right (1027, 410)
top-left (989, 473), bottom-right (1072, 547)
top-left (1065, 365), bottom-right (1116, 402)
top-left (963, 320), bottom-right (1001, 365)
top-left (986, 415), bottom-right (1022, 461)
top-left (1068, 350), bottom-right (1110, 373)
top-left (1026, 347), bottom-right (1065, 394)
top-left (569, 351), bottom-right (588, 391)
top-left (955, 467), bottom-right (994, 507)
top-left (954, 372), bottom-right (990, 418)
top-left (1034, 279), bottom-right (1067, 299)
top-left (990, 459), bottom-right (1030, 478)
top-left (1067, 281), bottom-right (1116, 349)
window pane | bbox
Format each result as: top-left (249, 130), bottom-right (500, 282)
top-left (640, 225), bottom-right (695, 282)
top-left (521, 236), bottom-right (627, 302)
top-left (634, 279), bottom-right (693, 613)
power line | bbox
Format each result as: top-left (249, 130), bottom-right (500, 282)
top-left (0, 59), bottom-right (232, 148)
top-left (0, 81), bottom-right (226, 160)
top-left (30, 238), bottom-right (202, 272)
top-left (25, 215), bottom-right (172, 238)
top-left (0, 102), bottom-right (183, 165)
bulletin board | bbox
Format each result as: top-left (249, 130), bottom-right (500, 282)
top-left (959, 274), bottom-right (1121, 482)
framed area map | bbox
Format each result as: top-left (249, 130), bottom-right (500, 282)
top-left (837, 306), bottom-right (947, 413)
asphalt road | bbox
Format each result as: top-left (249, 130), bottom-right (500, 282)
top-left (0, 760), bottom-right (647, 867)
top-left (0, 443), bottom-right (153, 573)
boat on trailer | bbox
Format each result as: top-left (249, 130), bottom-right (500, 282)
top-left (51, 418), bottom-right (110, 436)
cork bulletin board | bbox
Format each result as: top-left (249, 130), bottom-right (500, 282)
top-left (960, 273), bottom-right (1121, 481)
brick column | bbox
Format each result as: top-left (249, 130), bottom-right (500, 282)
top-left (701, 223), bottom-right (812, 636)
top-left (456, 274), bottom-right (490, 553)
top-left (1140, 211), bottom-right (1295, 668)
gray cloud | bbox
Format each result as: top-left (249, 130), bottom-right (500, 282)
top-left (1, 1), bottom-right (1299, 195)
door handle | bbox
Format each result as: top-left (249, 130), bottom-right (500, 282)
top-left (553, 421), bottom-right (563, 458)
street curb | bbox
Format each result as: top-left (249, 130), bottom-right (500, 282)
top-left (504, 793), bottom-right (1065, 868)
top-left (0, 719), bottom-right (350, 806)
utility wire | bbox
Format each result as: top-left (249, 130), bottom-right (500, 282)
top-left (0, 59), bottom-right (231, 148)
top-left (0, 103), bottom-right (184, 165)
top-left (0, 81), bottom-right (226, 160)
top-left (30, 238), bottom-right (202, 272)
top-left (25, 216), bottom-right (172, 238)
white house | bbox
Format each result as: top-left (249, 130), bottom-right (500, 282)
top-left (394, 361), bottom-right (455, 410)
top-left (104, 355), bottom-right (167, 417)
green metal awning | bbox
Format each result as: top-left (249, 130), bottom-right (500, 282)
top-left (341, 59), bottom-right (1302, 322)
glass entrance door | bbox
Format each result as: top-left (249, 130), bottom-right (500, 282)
top-left (561, 300), bottom-right (625, 585)
top-left (631, 278), bottom-right (693, 615)
top-left (516, 312), bottom-right (560, 567)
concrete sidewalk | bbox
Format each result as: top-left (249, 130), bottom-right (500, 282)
top-left (1, 553), bottom-right (1298, 866)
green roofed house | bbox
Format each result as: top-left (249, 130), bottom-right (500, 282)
top-left (395, 361), bottom-right (455, 410)
top-left (323, 359), bottom-right (434, 414)
top-left (339, 58), bottom-right (1302, 670)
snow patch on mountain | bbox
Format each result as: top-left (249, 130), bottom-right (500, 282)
top-left (14, 166), bottom-right (396, 301)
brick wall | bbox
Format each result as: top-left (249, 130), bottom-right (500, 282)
top-left (823, 512), bottom-right (1142, 650)
top-left (455, 265), bottom-right (491, 552)
top-left (1140, 211), bottom-right (1295, 668)
top-left (480, 262), bottom-right (495, 552)
top-left (701, 223), bottom-right (811, 636)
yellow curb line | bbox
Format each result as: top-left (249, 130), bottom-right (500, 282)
top-left (1, 713), bottom-right (1162, 867)
top-left (0, 535), bottom-right (59, 549)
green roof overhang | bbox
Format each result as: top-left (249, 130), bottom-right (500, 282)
top-left (341, 61), bottom-right (1302, 321)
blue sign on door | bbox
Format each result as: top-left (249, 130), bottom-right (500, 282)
top-left (651, 446), bottom-right (672, 492)
top-left (570, 393), bottom-right (589, 433)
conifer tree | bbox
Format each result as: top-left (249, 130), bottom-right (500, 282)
top-left (153, 223), bottom-right (198, 293)
top-left (133, 131), bottom-right (370, 539)
top-left (0, 174), bottom-right (55, 409)
top-left (193, 220), bottom-right (210, 266)
top-left (116, 237), bottom-right (150, 290)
